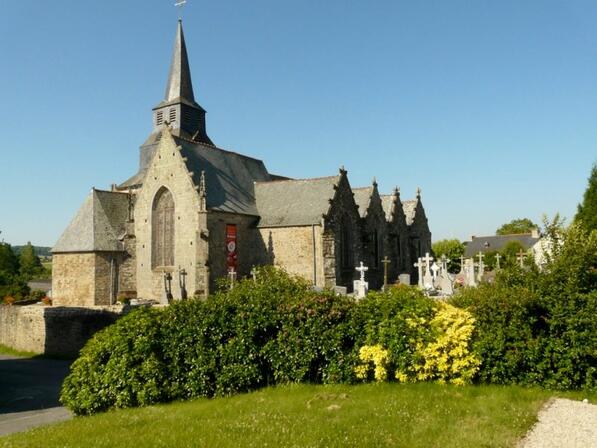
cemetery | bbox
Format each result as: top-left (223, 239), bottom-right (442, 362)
top-left (1, 2), bottom-right (596, 446)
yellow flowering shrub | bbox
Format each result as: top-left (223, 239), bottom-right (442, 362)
top-left (355, 296), bottom-right (479, 386)
top-left (354, 345), bottom-right (389, 382)
top-left (410, 302), bottom-right (480, 385)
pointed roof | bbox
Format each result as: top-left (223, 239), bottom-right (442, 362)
top-left (53, 190), bottom-right (129, 253)
top-left (353, 186), bottom-right (374, 218)
top-left (156, 20), bottom-right (201, 109)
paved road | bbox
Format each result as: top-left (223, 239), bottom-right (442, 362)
top-left (0, 354), bottom-right (72, 436)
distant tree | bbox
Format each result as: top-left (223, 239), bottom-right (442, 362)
top-left (0, 242), bottom-right (20, 276)
top-left (496, 218), bottom-right (538, 235)
top-left (574, 164), bottom-right (597, 231)
top-left (500, 240), bottom-right (526, 267)
top-left (19, 242), bottom-right (43, 280)
top-left (432, 239), bottom-right (465, 273)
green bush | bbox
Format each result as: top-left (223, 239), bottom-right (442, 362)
top-left (452, 223), bottom-right (597, 390)
top-left (60, 307), bottom-right (168, 415)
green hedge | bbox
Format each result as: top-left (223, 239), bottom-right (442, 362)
top-left (452, 223), bottom-right (597, 390)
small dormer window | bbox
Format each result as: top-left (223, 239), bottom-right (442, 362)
top-left (169, 108), bottom-right (176, 123)
top-left (156, 111), bottom-right (164, 126)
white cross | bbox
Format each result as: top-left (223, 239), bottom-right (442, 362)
top-left (495, 253), bottom-right (502, 270)
top-left (431, 262), bottom-right (440, 280)
top-left (250, 267), bottom-right (258, 283)
top-left (355, 261), bottom-right (369, 283)
top-left (228, 268), bottom-right (237, 289)
top-left (423, 252), bottom-right (434, 267)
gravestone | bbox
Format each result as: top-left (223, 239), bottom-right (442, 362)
top-left (399, 273), bottom-right (411, 285)
top-left (422, 252), bottom-right (434, 289)
top-left (354, 262), bottom-right (369, 299)
top-left (414, 258), bottom-right (425, 289)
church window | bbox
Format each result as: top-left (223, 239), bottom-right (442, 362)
top-left (152, 187), bottom-right (175, 268)
top-left (396, 238), bottom-right (402, 269)
top-left (169, 108), bottom-right (176, 123)
top-left (156, 111), bottom-right (164, 126)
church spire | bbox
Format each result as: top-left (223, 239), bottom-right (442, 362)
top-left (165, 20), bottom-right (195, 105)
top-left (152, 19), bottom-right (213, 145)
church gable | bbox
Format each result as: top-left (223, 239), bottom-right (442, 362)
top-left (353, 182), bottom-right (387, 289)
top-left (381, 189), bottom-right (410, 278)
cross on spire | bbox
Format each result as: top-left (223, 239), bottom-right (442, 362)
top-left (175, 0), bottom-right (187, 19)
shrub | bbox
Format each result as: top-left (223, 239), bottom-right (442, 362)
top-left (354, 288), bottom-right (479, 385)
top-left (451, 223), bottom-right (597, 390)
top-left (60, 307), bottom-right (168, 415)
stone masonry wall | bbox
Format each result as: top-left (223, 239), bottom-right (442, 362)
top-left (52, 253), bottom-right (96, 307)
top-left (0, 305), bottom-right (121, 357)
top-left (134, 132), bottom-right (205, 302)
top-left (207, 211), bottom-right (262, 290)
top-left (257, 225), bottom-right (325, 287)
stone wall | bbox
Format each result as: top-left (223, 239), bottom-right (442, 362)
top-left (0, 305), bottom-right (121, 357)
top-left (52, 253), bottom-right (96, 307)
top-left (257, 225), bottom-right (324, 286)
top-left (322, 171), bottom-right (363, 290)
top-left (207, 212), bottom-right (262, 290)
top-left (134, 132), bottom-right (205, 302)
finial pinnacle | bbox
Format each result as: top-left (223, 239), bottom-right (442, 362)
top-left (416, 187), bottom-right (421, 197)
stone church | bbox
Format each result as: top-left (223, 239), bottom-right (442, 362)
top-left (51, 20), bottom-right (432, 306)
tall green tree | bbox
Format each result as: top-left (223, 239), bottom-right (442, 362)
top-left (574, 164), bottom-right (597, 231)
top-left (19, 242), bottom-right (43, 280)
top-left (432, 239), bottom-right (465, 273)
top-left (0, 242), bottom-right (20, 276)
top-left (496, 218), bottom-right (538, 235)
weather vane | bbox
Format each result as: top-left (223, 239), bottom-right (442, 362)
top-left (175, 0), bottom-right (187, 19)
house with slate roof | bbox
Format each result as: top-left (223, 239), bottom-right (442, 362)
top-left (51, 19), bottom-right (432, 306)
top-left (464, 230), bottom-right (541, 258)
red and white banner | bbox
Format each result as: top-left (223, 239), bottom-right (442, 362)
top-left (226, 224), bottom-right (238, 272)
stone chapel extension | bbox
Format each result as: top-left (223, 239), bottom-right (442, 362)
top-left (51, 19), bottom-right (432, 306)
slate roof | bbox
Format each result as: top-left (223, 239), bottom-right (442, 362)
top-left (120, 132), bottom-right (273, 216)
top-left (464, 234), bottom-right (540, 257)
top-left (402, 199), bottom-right (417, 225)
top-left (178, 139), bottom-right (271, 215)
top-left (255, 176), bottom-right (340, 227)
top-left (53, 189), bottom-right (129, 253)
top-left (353, 186), bottom-right (374, 218)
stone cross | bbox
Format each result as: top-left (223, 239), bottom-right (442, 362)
top-left (414, 257), bottom-right (424, 289)
top-left (431, 262), bottom-right (440, 282)
top-left (477, 252), bottom-right (485, 282)
top-left (440, 254), bottom-right (450, 273)
top-left (381, 256), bottom-right (391, 291)
top-left (495, 253), bottom-right (502, 270)
top-left (228, 268), bottom-right (237, 290)
top-left (422, 252), bottom-right (434, 289)
top-left (459, 255), bottom-right (465, 273)
top-left (179, 267), bottom-right (188, 300)
top-left (356, 262), bottom-right (369, 283)
top-left (516, 249), bottom-right (526, 268)
top-left (250, 267), bottom-right (258, 284)
top-left (164, 272), bottom-right (173, 303)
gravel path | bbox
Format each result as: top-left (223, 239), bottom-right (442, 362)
top-left (519, 398), bottom-right (597, 448)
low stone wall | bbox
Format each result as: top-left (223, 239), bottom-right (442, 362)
top-left (0, 304), bottom-right (123, 358)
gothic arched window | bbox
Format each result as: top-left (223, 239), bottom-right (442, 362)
top-left (152, 187), bottom-right (175, 268)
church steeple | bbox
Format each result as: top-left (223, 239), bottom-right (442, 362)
top-left (165, 19), bottom-right (195, 104)
top-left (152, 19), bottom-right (213, 145)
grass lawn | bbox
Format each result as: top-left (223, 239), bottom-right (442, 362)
top-left (0, 344), bottom-right (40, 358)
top-left (2, 382), bottom-right (587, 448)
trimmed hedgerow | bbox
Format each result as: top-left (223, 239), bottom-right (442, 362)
top-left (452, 223), bottom-right (597, 391)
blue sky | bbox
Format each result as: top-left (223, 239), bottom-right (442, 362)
top-left (0, 1), bottom-right (595, 246)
